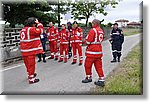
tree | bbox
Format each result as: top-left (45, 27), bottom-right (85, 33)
top-left (2, 0), bottom-right (53, 27)
top-left (106, 22), bottom-right (113, 27)
top-left (71, 0), bottom-right (120, 27)
top-left (49, 0), bottom-right (71, 27)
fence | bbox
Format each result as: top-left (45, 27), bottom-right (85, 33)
top-left (0, 27), bottom-right (111, 62)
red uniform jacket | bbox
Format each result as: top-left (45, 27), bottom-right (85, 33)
top-left (20, 26), bottom-right (43, 56)
top-left (37, 23), bottom-right (44, 33)
top-left (58, 29), bottom-right (69, 44)
top-left (46, 26), bottom-right (58, 42)
top-left (71, 27), bottom-right (83, 44)
top-left (55, 28), bottom-right (59, 41)
top-left (85, 26), bottom-right (104, 58)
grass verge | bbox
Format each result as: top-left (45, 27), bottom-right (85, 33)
top-left (123, 28), bottom-right (142, 36)
top-left (92, 42), bottom-right (143, 95)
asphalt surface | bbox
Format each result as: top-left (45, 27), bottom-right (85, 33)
top-left (1, 34), bottom-right (141, 94)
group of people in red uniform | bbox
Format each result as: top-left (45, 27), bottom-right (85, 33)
top-left (45, 21), bottom-right (83, 65)
top-left (20, 17), bottom-right (105, 87)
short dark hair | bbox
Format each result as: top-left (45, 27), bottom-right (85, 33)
top-left (67, 22), bottom-right (71, 25)
top-left (73, 21), bottom-right (78, 25)
top-left (113, 23), bottom-right (118, 26)
top-left (62, 24), bottom-right (66, 26)
top-left (27, 17), bottom-right (36, 26)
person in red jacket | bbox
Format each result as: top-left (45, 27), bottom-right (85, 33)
top-left (82, 19), bottom-right (105, 87)
top-left (46, 22), bottom-right (59, 60)
top-left (58, 24), bottom-right (69, 63)
top-left (36, 21), bottom-right (47, 63)
top-left (70, 21), bottom-right (83, 66)
top-left (20, 17), bottom-right (43, 84)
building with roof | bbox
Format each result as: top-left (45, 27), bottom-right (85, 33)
top-left (127, 22), bottom-right (142, 28)
top-left (115, 19), bottom-right (129, 27)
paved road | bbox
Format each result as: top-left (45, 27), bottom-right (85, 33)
top-left (1, 34), bottom-right (141, 94)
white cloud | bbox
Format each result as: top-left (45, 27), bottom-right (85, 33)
top-left (95, 0), bottom-right (143, 24)
top-left (60, 0), bottom-right (143, 24)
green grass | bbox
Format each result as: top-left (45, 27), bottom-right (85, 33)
top-left (123, 28), bottom-right (142, 36)
top-left (92, 42), bottom-right (143, 95)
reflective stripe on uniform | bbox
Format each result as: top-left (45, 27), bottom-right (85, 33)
top-left (61, 42), bottom-right (69, 44)
top-left (49, 39), bottom-right (56, 41)
top-left (51, 52), bottom-right (54, 55)
top-left (21, 47), bottom-right (43, 52)
top-left (112, 50), bottom-right (117, 52)
top-left (20, 38), bottom-right (40, 42)
top-left (86, 51), bottom-right (103, 54)
top-left (73, 55), bottom-right (77, 59)
top-left (86, 41), bottom-right (101, 44)
top-left (112, 33), bottom-right (120, 35)
top-left (98, 79), bottom-right (105, 82)
top-left (27, 27), bottom-right (31, 40)
top-left (93, 28), bottom-right (97, 42)
top-left (28, 75), bottom-right (34, 78)
top-left (66, 55), bottom-right (69, 58)
top-left (80, 56), bottom-right (83, 60)
top-left (29, 78), bottom-right (35, 82)
top-left (37, 23), bottom-right (43, 27)
top-left (86, 28), bottom-right (102, 45)
top-left (112, 50), bottom-right (121, 53)
top-left (40, 28), bottom-right (43, 34)
top-left (72, 40), bottom-right (82, 43)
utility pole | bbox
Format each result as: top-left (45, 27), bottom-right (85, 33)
top-left (58, 0), bottom-right (61, 27)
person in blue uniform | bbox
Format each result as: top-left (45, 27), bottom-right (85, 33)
top-left (37, 32), bottom-right (48, 63)
top-left (109, 23), bottom-right (124, 63)
top-left (67, 22), bottom-right (73, 59)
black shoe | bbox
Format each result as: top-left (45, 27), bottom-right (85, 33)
top-left (58, 60), bottom-right (63, 62)
top-left (38, 59), bottom-right (41, 62)
top-left (118, 58), bottom-right (120, 62)
top-left (111, 59), bottom-right (117, 63)
top-left (78, 63), bottom-right (82, 66)
top-left (43, 60), bottom-right (46, 63)
top-left (29, 79), bottom-right (40, 84)
top-left (71, 62), bottom-right (76, 65)
top-left (94, 81), bottom-right (105, 87)
top-left (34, 73), bottom-right (37, 78)
top-left (48, 57), bottom-right (54, 59)
top-left (64, 61), bottom-right (67, 63)
top-left (55, 58), bottom-right (58, 60)
top-left (82, 77), bottom-right (92, 83)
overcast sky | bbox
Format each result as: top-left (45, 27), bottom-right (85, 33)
top-left (0, 0), bottom-right (143, 25)
top-left (61, 0), bottom-right (143, 24)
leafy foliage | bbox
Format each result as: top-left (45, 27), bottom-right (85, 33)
top-left (71, 0), bottom-right (120, 27)
top-left (2, 0), bottom-right (53, 27)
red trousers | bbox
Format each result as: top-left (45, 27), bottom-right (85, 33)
top-left (72, 43), bottom-right (83, 63)
top-left (84, 57), bottom-right (104, 78)
top-left (23, 55), bottom-right (36, 76)
top-left (59, 44), bottom-right (68, 62)
top-left (49, 41), bottom-right (58, 58)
